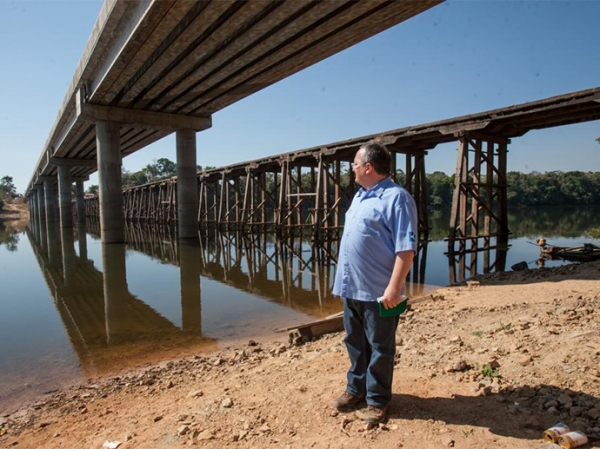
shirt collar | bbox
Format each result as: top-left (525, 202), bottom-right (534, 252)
top-left (357, 176), bottom-right (394, 199)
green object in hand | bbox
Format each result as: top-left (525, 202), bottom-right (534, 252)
top-left (377, 297), bottom-right (408, 317)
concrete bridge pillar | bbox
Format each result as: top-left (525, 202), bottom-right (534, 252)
top-left (58, 166), bottom-right (73, 229)
top-left (43, 179), bottom-right (56, 224)
top-left (29, 190), bottom-right (38, 223)
top-left (76, 180), bottom-right (86, 223)
top-left (35, 186), bottom-right (46, 248)
top-left (27, 195), bottom-right (33, 221)
top-left (176, 129), bottom-right (199, 242)
top-left (97, 121), bottom-right (124, 244)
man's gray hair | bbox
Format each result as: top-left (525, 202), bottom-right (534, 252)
top-left (359, 142), bottom-right (391, 175)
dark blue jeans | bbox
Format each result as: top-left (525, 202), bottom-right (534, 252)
top-left (343, 298), bottom-right (399, 408)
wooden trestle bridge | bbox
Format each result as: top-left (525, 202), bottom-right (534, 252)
top-left (84, 86), bottom-right (600, 255)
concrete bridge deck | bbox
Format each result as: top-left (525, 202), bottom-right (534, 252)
top-left (26, 0), bottom-right (442, 192)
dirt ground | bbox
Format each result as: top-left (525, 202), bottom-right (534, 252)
top-left (2, 248), bottom-right (600, 449)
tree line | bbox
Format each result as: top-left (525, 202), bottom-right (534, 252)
top-left (85, 158), bottom-right (214, 195)
top-left (399, 170), bottom-right (600, 208)
top-left (421, 170), bottom-right (600, 208)
top-left (3, 163), bottom-right (600, 209)
top-left (61, 163), bottom-right (600, 208)
top-left (109, 160), bottom-right (600, 208)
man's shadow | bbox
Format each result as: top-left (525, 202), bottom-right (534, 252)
top-left (388, 384), bottom-right (600, 442)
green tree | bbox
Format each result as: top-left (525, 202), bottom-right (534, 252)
top-left (122, 169), bottom-right (149, 188)
top-left (155, 158), bottom-right (176, 178)
top-left (427, 171), bottom-right (453, 208)
top-left (0, 175), bottom-right (16, 199)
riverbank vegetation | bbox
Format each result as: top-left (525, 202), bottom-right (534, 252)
top-left (5, 165), bottom-right (600, 211)
top-left (403, 170), bottom-right (600, 208)
top-left (92, 159), bottom-right (600, 209)
top-left (0, 176), bottom-right (17, 209)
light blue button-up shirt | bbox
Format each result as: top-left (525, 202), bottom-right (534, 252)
top-left (332, 177), bottom-right (418, 302)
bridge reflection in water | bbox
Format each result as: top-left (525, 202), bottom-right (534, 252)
top-left (86, 216), bottom-right (507, 303)
top-left (27, 216), bottom-right (507, 379)
top-left (27, 218), bottom-right (214, 380)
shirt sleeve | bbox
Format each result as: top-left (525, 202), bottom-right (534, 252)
top-left (392, 190), bottom-right (418, 254)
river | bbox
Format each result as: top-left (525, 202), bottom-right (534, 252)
top-left (0, 205), bottom-right (598, 413)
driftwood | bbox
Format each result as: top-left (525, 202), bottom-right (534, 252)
top-left (540, 243), bottom-right (600, 262)
top-left (279, 312), bottom-right (344, 346)
top-left (281, 295), bottom-right (432, 346)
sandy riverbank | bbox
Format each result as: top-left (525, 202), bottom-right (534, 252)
top-left (1, 260), bottom-right (600, 448)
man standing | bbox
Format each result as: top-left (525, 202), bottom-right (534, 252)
top-left (332, 142), bottom-right (418, 424)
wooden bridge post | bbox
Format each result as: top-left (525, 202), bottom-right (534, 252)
top-left (261, 172), bottom-right (268, 230)
top-left (295, 166), bottom-right (302, 230)
top-left (333, 160), bottom-right (341, 235)
top-left (276, 159), bottom-right (289, 236)
top-left (404, 151), bottom-right (430, 239)
top-left (218, 173), bottom-right (226, 230)
top-left (447, 132), bottom-right (510, 281)
top-left (313, 156), bottom-right (324, 244)
top-left (242, 170), bottom-right (252, 228)
top-left (198, 178), bottom-right (205, 224)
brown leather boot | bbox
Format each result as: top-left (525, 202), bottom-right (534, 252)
top-left (356, 404), bottom-right (388, 424)
top-left (332, 392), bottom-right (364, 410)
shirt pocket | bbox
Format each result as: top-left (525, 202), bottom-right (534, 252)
top-left (354, 213), bottom-right (382, 238)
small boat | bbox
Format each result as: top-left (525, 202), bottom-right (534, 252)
top-left (539, 242), bottom-right (600, 262)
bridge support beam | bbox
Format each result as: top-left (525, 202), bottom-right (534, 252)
top-left (29, 189), bottom-right (39, 223)
top-left (36, 185), bottom-right (46, 233)
top-left (176, 129), bottom-right (199, 242)
top-left (403, 150), bottom-right (430, 240)
top-left (97, 121), bottom-right (124, 244)
top-left (58, 166), bottom-right (73, 229)
top-left (43, 179), bottom-right (57, 224)
top-left (76, 180), bottom-right (86, 223)
top-left (447, 132), bottom-right (510, 282)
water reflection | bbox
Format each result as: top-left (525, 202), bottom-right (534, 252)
top-left (180, 244), bottom-right (202, 332)
top-left (26, 224), bottom-right (214, 380)
top-left (109, 221), bottom-right (504, 303)
top-left (0, 221), bottom-right (19, 252)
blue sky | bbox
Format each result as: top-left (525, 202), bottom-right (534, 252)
top-left (1, 0), bottom-right (599, 194)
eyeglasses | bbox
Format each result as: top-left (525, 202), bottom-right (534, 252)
top-left (350, 162), bottom-right (369, 170)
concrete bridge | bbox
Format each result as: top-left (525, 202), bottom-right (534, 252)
top-left (24, 0), bottom-right (443, 244)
